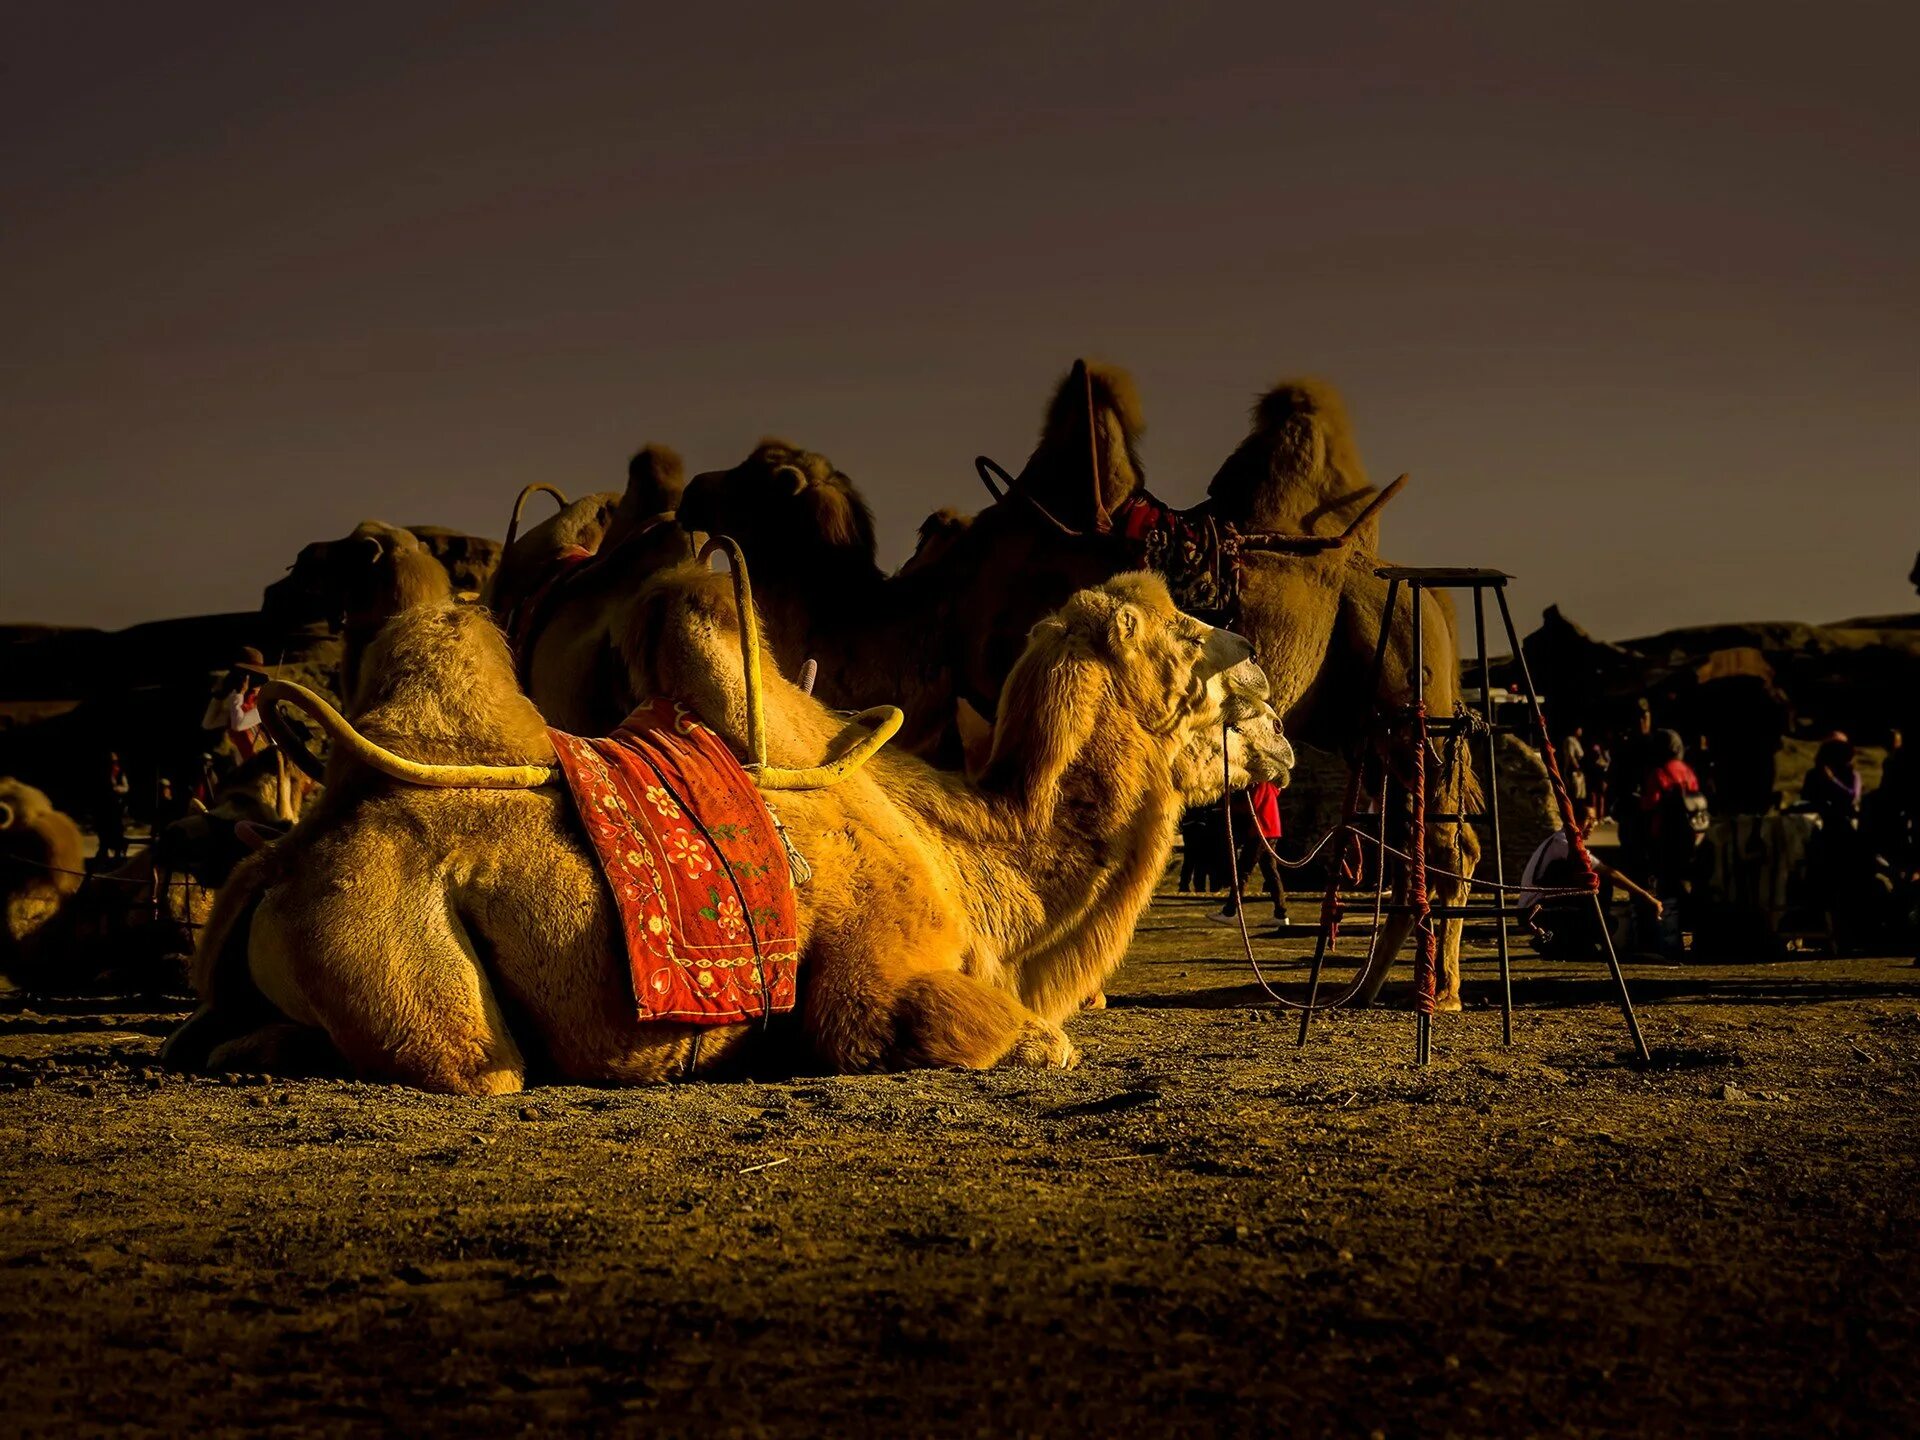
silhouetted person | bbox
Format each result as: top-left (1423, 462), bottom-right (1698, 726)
top-left (1632, 729), bottom-right (1706, 959)
top-left (1801, 736), bottom-right (1862, 833)
top-left (1561, 724), bottom-right (1588, 810)
top-left (154, 776), bottom-right (189, 832)
top-left (96, 751), bottom-right (131, 864)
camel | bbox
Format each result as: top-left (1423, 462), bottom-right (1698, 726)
top-left (0, 779), bottom-right (85, 975)
top-left (487, 446), bottom-right (695, 734)
top-left (676, 363), bottom-right (1480, 1008)
top-left (12, 751), bottom-right (316, 994)
top-left (162, 561), bottom-right (1290, 1092)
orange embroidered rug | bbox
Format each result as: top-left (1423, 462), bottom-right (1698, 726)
top-left (548, 698), bottom-right (799, 1024)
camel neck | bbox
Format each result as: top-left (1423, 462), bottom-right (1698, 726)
top-left (887, 716), bottom-right (1179, 1023)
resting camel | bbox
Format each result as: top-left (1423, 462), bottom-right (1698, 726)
top-left (487, 446), bottom-right (695, 734)
top-left (677, 364), bottom-right (1480, 1008)
top-left (163, 565), bottom-right (1290, 1091)
top-left (0, 779), bottom-right (85, 976)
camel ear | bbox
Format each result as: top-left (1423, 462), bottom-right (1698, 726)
top-left (955, 698), bottom-right (993, 780)
top-left (773, 463), bottom-right (808, 496)
top-left (1107, 603), bottom-right (1143, 649)
top-left (350, 534), bottom-right (385, 567)
top-left (0, 801), bottom-right (14, 829)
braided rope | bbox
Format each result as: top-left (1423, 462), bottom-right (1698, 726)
top-left (1409, 700), bottom-right (1437, 1019)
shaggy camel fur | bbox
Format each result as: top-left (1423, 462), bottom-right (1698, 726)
top-left (0, 779), bottom-right (85, 974)
top-left (165, 569), bottom-right (1289, 1092)
top-left (678, 364), bottom-right (1480, 1007)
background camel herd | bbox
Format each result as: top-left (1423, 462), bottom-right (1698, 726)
top-left (5, 361), bottom-right (1494, 1081)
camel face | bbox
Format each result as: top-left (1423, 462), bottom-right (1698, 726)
top-left (263, 520), bottom-right (454, 637)
top-left (680, 441), bottom-right (877, 576)
top-left (1047, 574), bottom-right (1291, 804)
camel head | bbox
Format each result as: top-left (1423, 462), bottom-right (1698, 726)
top-left (898, 506), bottom-right (974, 578)
top-left (264, 520), bottom-right (455, 638)
top-left (0, 778), bottom-right (86, 909)
top-left (679, 441), bottom-right (878, 587)
top-left (1206, 378), bottom-right (1383, 544)
top-left (600, 444), bottom-right (686, 551)
top-left (983, 572), bottom-right (1289, 815)
top-left (1006, 360), bottom-right (1148, 534)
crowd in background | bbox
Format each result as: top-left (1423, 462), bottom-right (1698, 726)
top-left (83, 648), bottom-right (276, 872)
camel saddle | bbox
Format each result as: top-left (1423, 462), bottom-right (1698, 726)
top-left (548, 698), bottom-right (800, 1025)
top-left (1114, 493), bottom-right (1239, 625)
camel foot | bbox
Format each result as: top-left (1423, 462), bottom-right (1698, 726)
top-left (1080, 989), bottom-right (1107, 1011)
top-left (205, 1023), bottom-right (347, 1078)
top-left (1001, 1020), bottom-right (1079, 1070)
top-left (1433, 994), bottom-right (1463, 1014)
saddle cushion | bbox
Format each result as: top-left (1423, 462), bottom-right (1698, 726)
top-left (549, 698), bottom-right (799, 1024)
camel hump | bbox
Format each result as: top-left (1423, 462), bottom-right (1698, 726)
top-left (1208, 375), bottom-right (1380, 541)
top-left (348, 604), bottom-right (556, 771)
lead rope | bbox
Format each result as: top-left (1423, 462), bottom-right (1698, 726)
top-left (1221, 721), bottom-right (1377, 1012)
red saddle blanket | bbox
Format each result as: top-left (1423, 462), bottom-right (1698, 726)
top-left (548, 698), bottom-right (799, 1024)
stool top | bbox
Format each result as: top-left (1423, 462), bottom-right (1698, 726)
top-left (1373, 565), bottom-right (1512, 584)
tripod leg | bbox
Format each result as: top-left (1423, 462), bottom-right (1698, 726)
top-left (1590, 891), bottom-right (1651, 1062)
top-left (1473, 587), bottom-right (1513, 1046)
top-left (1295, 917), bottom-right (1335, 1048)
top-left (1495, 585), bottom-right (1650, 1062)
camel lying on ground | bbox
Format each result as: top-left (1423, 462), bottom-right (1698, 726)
top-left (677, 364), bottom-right (1480, 1008)
top-left (163, 565), bottom-right (1290, 1092)
top-left (0, 779), bottom-right (84, 976)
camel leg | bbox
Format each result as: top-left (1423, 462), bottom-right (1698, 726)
top-left (249, 886), bottom-right (528, 1095)
top-left (1429, 818), bottom-right (1481, 1013)
top-left (891, 970), bottom-right (1078, 1071)
top-left (804, 931), bottom-right (1077, 1074)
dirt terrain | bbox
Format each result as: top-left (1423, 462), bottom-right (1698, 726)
top-left (3, 894), bottom-right (1916, 1437)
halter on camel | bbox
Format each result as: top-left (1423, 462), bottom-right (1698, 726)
top-left (257, 535), bottom-right (902, 794)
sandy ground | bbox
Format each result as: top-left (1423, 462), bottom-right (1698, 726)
top-left (3, 893), bottom-right (1916, 1437)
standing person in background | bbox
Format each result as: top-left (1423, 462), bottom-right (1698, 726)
top-left (1636, 729), bottom-right (1708, 958)
top-left (153, 776), bottom-right (189, 832)
top-left (1801, 735), bottom-right (1862, 833)
top-left (1588, 737), bottom-right (1612, 821)
top-left (95, 751), bottom-right (131, 865)
top-left (1612, 699), bottom-right (1656, 862)
top-left (1211, 780), bottom-right (1292, 930)
top-left (223, 652), bottom-right (272, 761)
top-left (1561, 724), bottom-right (1589, 812)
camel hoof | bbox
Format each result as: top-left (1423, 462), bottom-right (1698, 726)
top-left (1081, 990), bottom-right (1107, 1011)
top-left (1434, 994), bottom-right (1463, 1014)
top-left (1003, 1021), bottom-right (1079, 1070)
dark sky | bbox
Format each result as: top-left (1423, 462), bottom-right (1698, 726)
top-left (3, 2), bottom-right (1914, 639)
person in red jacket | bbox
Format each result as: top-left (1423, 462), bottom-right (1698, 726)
top-left (1211, 780), bottom-right (1292, 929)
top-left (1634, 728), bottom-right (1708, 958)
